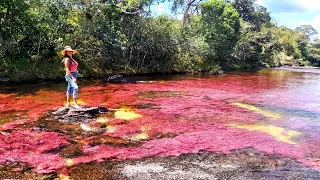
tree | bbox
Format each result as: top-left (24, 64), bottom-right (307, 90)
top-left (232, 0), bottom-right (255, 22)
top-left (0, 0), bottom-right (35, 77)
top-left (295, 25), bottom-right (318, 41)
top-left (307, 40), bottom-right (320, 66)
top-left (171, 0), bottom-right (203, 28)
top-left (252, 5), bottom-right (271, 29)
top-left (200, 0), bottom-right (240, 65)
top-left (0, 0), bottom-right (33, 54)
top-left (232, 0), bottom-right (271, 30)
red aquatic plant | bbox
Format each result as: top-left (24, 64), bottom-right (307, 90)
top-left (0, 72), bottom-right (320, 173)
top-left (0, 129), bottom-right (70, 173)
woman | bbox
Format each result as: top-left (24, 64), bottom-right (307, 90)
top-left (61, 46), bottom-right (81, 109)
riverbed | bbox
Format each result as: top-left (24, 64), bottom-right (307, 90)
top-left (0, 67), bottom-right (320, 179)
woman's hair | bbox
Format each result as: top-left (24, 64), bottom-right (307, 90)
top-left (64, 54), bottom-right (72, 59)
top-left (64, 53), bottom-right (76, 66)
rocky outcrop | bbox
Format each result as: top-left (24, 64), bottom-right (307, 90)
top-left (106, 75), bottom-right (127, 83)
top-left (52, 106), bottom-right (108, 123)
top-left (0, 78), bottom-right (10, 83)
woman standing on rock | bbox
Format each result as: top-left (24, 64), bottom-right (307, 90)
top-left (61, 46), bottom-right (81, 109)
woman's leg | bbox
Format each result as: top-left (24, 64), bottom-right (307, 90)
top-left (73, 87), bottom-right (79, 107)
top-left (65, 74), bottom-right (77, 107)
top-left (70, 72), bottom-right (80, 108)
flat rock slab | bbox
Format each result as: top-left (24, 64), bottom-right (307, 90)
top-left (68, 149), bottom-right (320, 180)
top-left (52, 106), bottom-right (109, 123)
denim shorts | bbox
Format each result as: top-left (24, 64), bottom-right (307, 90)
top-left (65, 72), bottom-right (78, 98)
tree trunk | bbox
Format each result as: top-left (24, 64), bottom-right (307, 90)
top-left (181, 0), bottom-right (196, 28)
top-left (84, 0), bottom-right (92, 8)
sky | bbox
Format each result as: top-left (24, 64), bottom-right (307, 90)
top-left (256, 0), bottom-right (320, 37)
top-left (151, 0), bottom-right (320, 38)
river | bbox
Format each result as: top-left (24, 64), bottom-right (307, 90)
top-left (0, 67), bottom-right (320, 178)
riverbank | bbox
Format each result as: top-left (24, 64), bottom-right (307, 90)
top-left (0, 65), bottom-right (262, 84)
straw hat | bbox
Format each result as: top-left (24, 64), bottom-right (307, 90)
top-left (61, 46), bottom-right (77, 56)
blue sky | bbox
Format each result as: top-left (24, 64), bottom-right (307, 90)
top-left (257, 0), bottom-right (320, 37)
top-left (151, 0), bottom-right (320, 38)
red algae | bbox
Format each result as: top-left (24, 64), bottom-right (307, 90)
top-left (0, 130), bottom-right (70, 173)
top-left (0, 89), bottom-right (65, 120)
top-left (77, 125), bottom-right (305, 163)
top-left (0, 70), bottom-right (320, 174)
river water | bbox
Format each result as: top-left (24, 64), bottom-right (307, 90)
top-left (0, 67), bottom-right (320, 177)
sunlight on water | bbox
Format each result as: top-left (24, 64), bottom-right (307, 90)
top-left (233, 102), bottom-right (282, 120)
top-left (227, 122), bottom-right (302, 144)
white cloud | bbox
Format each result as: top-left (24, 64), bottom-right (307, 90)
top-left (298, 15), bottom-right (320, 33)
top-left (260, 0), bottom-right (320, 36)
top-left (261, 0), bottom-right (320, 13)
top-left (295, 0), bottom-right (320, 11)
top-left (156, 4), bottom-right (165, 13)
top-left (255, 0), bottom-right (264, 6)
top-left (311, 15), bottom-right (320, 31)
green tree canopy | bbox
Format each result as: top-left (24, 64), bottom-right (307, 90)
top-left (295, 25), bottom-right (318, 41)
top-left (200, 0), bottom-right (240, 65)
top-left (232, 0), bottom-right (271, 30)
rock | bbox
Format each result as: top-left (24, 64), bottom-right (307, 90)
top-left (0, 78), bottom-right (10, 83)
top-left (80, 123), bottom-right (98, 132)
top-left (106, 75), bottom-right (127, 83)
top-left (37, 106), bottom-right (112, 140)
top-left (60, 144), bottom-right (83, 158)
top-left (52, 106), bottom-right (109, 123)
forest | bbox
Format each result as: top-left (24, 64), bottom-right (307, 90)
top-left (1, 0), bottom-right (320, 82)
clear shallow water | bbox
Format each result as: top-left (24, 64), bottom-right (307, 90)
top-left (0, 67), bottom-right (320, 174)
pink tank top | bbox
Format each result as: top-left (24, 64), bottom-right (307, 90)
top-left (68, 58), bottom-right (78, 72)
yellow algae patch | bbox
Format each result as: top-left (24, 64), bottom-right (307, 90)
top-left (64, 99), bottom-right (85, 107)
top-left (130, 126), bottom-right (150, 141)
top-left (233, 103), bottom-right (281, 119)
top-left (106, 126), bottom-right (117, 133)
top-left (227, 123), bottom-right (302, 144)
top-left (76, 99), bottom-right (85, 105)
top-left (58, 174), bottom-right (71, 180)
top-left (65, 158), bottom-right (74, 166)
top-left (108, 108), bottom-right (121, 111)
top-left (131, 132), bottom-right (149, 141)
top-left (96, 116), bottom-right (109, 123)
top-left (114, 108), bottom-right (142, 120)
